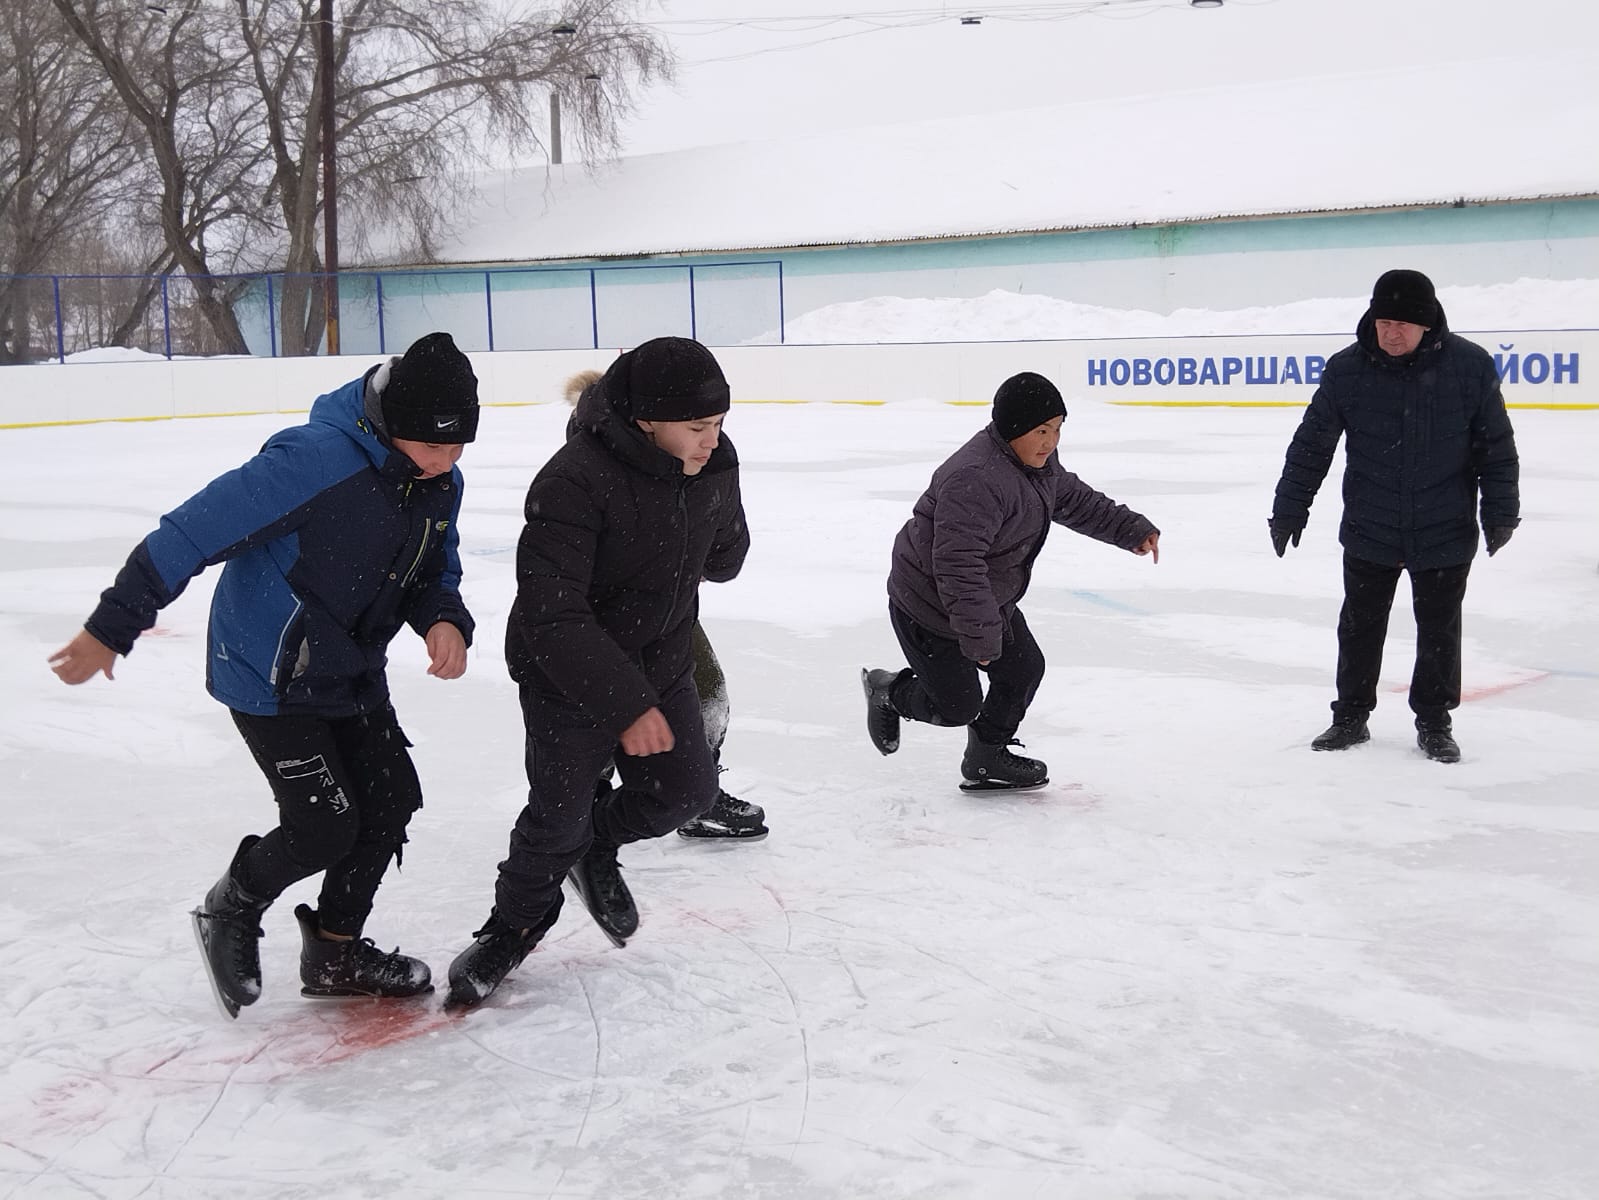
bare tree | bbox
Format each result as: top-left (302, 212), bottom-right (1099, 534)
top-left (47, 0), bottom-right (670, 359)
top-left (237, 0), bottom-right (672, 355)
top-left (0, 0), bottom-right (140, 362)
top-left (50, 0), bottom-right (278, 355)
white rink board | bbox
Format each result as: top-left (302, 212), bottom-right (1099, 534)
top-left (2, 330), bottom-right (1593, 427)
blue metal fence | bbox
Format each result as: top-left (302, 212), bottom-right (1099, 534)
top-left (0, 259), bottom-right (786, 363)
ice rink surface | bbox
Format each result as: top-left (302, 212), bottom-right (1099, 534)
top-left (3, 398), bottom-right (1595, 1198)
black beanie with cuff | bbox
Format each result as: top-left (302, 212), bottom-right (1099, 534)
top-left (992, 372), bottom-right (1067, 440)
top-left (1367, 269), bottom-right (1439, 328)
top-left (605, 337), bottom-right (731, 423)
top-left (380, 332), bottom-right (479, 443)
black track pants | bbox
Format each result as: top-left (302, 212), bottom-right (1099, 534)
top-left (230, 704), bottom-right (423, 937)
top-left (888, 602), bottom-right (1046, 745)
top-left (495, 672), bottom-right (719, 931)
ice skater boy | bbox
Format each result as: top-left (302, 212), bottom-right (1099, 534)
top-left (862, 372), bottom-right (1160, 791)
top-left (445, 336), bottom-right (749, 1009)
top-left (49, 332), bottom-right (480, 1017)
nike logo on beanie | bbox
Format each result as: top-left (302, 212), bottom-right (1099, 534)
top-left (434, 415), bottom-right (461, 432)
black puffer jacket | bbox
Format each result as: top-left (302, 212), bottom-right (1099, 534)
top-left (504, 378), bottom-right (749, 735)
top-left (1273, 306), bottom-right (1519, 570)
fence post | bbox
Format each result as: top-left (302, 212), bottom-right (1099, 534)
top-left (485, 271), bottom-right (495, 352)
top-left (777, 260), bottom-right (786, 345)
top-left (376, 274), bottom-right (387, 354)
top-left (589, 269), bottom-right (599, 349)
top-left (688, 266), bottom-right (697, 342)
top-left (266, 275), bottom-right (278, 358)
top-left (52, 275), bottom-right (65, 363)
top-left (161, 276), bottom-right (173, 359)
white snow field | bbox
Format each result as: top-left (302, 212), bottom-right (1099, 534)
top-left (2, 395), bottom-right (1596, 1199)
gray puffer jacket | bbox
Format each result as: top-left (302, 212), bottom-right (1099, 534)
top-left (888, 424), bottom-right (1157, 663)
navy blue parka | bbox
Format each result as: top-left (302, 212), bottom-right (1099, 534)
top-left (1272, 306), bottom-right (1520, 570)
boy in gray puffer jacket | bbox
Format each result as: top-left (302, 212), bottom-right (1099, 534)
top-left (863, 372), bottom-right (1160, 791)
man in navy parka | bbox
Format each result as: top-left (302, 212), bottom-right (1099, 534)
top-left (50, 331), bottom-right (479, 1018)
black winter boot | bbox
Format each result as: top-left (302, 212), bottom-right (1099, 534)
top-left (1311, 716), bottom-right (1370, 751)
top-left (445, 911), bottom-right (539, 1009)
top-left (294, 905), bottom-right (432, 999)
top-left (861, 667), bottom-right (906, 755)
top-left (678, 786), bottom-right (769, 841)
top-left (190, 835), bottom-right (271, 1019)
top-left (1417, 724), bottom-right (1461, 763)
top-left (959, 728), bottom-right (1049, 792)
top-left (567, 841), bottom-right (637, 946)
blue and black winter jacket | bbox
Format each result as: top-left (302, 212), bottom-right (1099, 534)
top-left (86, 374), bottom-right (474, 717)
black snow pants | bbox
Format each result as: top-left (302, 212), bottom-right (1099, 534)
top-left (1331, 552), bottom-right (1472, 728)
top-left (229, 703), bottom-right (423, 937)
top-left (495, 671), bottom-right (719, 932)
top-left (888, 601), bottom-right (1047, 746)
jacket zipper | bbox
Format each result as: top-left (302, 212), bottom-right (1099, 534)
top-left (268, 597), bottom-right (305, 686)
top-left (401, 520), bottom-right (433, 589)
top-left (658, 483), bottom-right (690, 642)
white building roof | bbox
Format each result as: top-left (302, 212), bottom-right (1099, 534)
top-left (391, 51), bottom-right (1598, 267)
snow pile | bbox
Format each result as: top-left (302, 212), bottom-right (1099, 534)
top-left (774, 278), bottom-right (1599, 344)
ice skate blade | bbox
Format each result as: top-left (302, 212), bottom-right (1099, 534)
top-left (190, 907), bottom-right (241, 1020)
top-left (676, 824), bottom-right (770, 841)
top-left (301, 982), bottom-right (435, 1000)
top-left (958, 777), bottom-right (1050, 794)
top-left (564, 869), bottom-right (633, 947)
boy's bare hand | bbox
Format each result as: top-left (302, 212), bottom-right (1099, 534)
top-left (425, 622), bottom-right (468, 679)
top-left (620, 707), bottom-right (674, 756)
top-left (49, 629), bottom-right (118, 685)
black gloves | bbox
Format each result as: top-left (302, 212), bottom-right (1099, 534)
top-left (1268, 519), bottom-right (1303, 558)
top-left (1485, 526), bottom-right (1515, 556)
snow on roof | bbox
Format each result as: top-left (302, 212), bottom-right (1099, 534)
top-left (391, 52), bottom-right (1598, 268)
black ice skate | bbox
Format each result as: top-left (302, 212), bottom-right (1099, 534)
top-left (1417, 724), bottom-right (1461, 763)
top-left (567, 841), bottom-right (637, 946)
top-left (959, 728), bottom-right (1049, 793)
top-left (189, 835), bottom-right (271, 1020)
top-left (861, 667), bottom-right (905, 755)
top-left (294, 905), bottom-right (433, 999)
top-left (1311, 717), bottom-right (1369, 751)
top-left (444, 912), bottom-right (538, 1009)
top-left (678, 787), bottom-right (769, 841)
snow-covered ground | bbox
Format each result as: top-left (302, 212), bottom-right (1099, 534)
top-left (3, 396), bottom-right (1596, 1198)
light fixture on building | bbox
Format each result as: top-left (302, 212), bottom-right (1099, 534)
top-left (1189, 0), bottom-right (1224, 8)
top-left (551, 21), bottom-right (577, 35)
top-left (959, 15), bottom-right (982, 25)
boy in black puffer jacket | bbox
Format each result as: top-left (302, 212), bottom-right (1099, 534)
top-left (446, 337), bottom-right (749, 1008)
top-left (560, 370), bottom-right (768, 843)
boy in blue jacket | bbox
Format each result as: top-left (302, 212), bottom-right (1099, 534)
top-left (49, 332), bottom-right (479, 1018)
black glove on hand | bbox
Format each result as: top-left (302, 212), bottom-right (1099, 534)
top-left (1268, 519), bottom-right (1303, 558)
top-left (1485, 526), bottom-right (1515, 556)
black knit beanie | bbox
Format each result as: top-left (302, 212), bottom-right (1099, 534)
top-left (381, 332), bottom-right (479, 443)
top-left (605, 336), bottom-right (730, 422)
top-left (1368, 269), bottom-right (1438, 327)
top-left (992, 372), bottom-right (1067, 440)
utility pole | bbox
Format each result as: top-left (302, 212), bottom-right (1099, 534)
top-left (318, 0), bottom-right (340, 354)
top-left (550, 92), bottom-right (562, 165)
